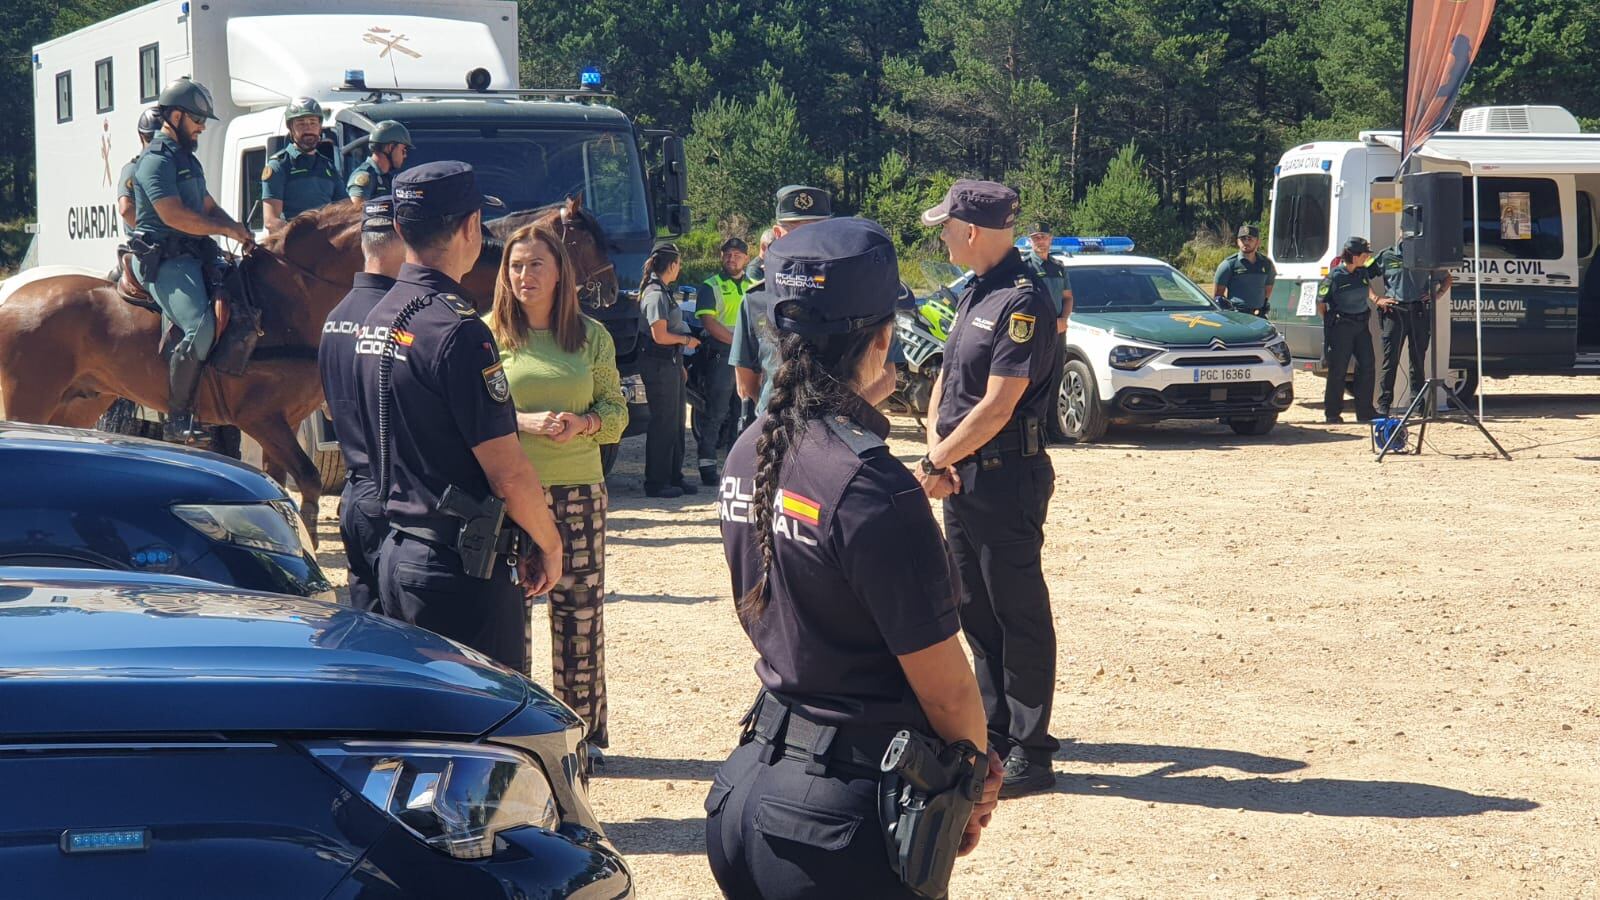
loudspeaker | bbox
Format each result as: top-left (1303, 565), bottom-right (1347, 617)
top-left (1402, 171), bottom-right (1465, 268)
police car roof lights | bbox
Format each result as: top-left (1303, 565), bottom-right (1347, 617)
top-left (581, 67), bottom-right (603, 89)
top-left (1016, 236), bottom-right (1136, 255)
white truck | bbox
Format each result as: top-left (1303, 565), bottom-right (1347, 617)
top-left (1267, 105), bottom-right (1600, 405)
top-left (23, 0), bottom-right (685, 479)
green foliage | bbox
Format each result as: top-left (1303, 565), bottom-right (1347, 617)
top-left (1071, 143), bottom-right (1179, 257)
top-left (1006, 139), bottom-right (1074, 231)
top-left (685, 81), bottom-right (822, 234)
top-left (674, 224), bottom-right (735, 288)
top-left (1174, 237), bottom-right (1236, 286)
top-left (860, 152), bottom-right (956, 256)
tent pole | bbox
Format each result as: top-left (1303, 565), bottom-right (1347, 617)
top-left (1473, 173), bottom-right (1484, 420)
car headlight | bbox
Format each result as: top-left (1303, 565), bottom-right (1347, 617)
top-left (1109, 344), bottom-right (1162, 370)
top-left (1267, 339), bottom-right (1291, 366)
top-left (171, 501), bottom-right (304, 556)
top-left (305, 740), bottom-right (560, 860)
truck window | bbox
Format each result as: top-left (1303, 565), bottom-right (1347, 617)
top-left (95, 59), bottom-right (113, 113)
top-left (1464, 176), bottom-right (1562, 261)
top-left (55, 71), bottom-right (72, 123)
top-left (240, 148), bottom-right (266, 231)
top-left (1578, 192), bottom-right (1594, 260)
top-left (1271, 174), bottom-right (1331, 264)
top-left (138, 44), bottom-right (159, 103)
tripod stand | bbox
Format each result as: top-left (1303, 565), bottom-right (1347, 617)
top-left (1374, 295), bottom-right (1510, 462)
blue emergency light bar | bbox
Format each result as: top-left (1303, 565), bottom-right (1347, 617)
top-left (1015, 236), bottom-right (1136, 255)
top-left (581, 67), bottom-right (603, 88)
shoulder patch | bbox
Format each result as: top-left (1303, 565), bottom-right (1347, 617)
top-left (1008, 312), bottom-right (1036, 343)
top-left (260, 165), bottom-right (274, 181)
top-left (442, 293), bottom-right (476, 317)
top-left (354, 171), bottom-right (372, 187)
top-left (826, 415), bottom-right (887, 457)
top-left (482, 362), bottom-right (510, 403)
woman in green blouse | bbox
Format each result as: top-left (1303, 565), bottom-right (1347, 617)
top-left (488, 222), bottom-right (627, 767)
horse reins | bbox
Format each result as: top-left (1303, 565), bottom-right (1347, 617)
top-left (556, 207), bottom-right (617, 307)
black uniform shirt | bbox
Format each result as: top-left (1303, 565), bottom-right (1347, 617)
top-left (353, 263), bottom-right (516, 527)
top-left (719, 399), bottom-right (959, 729)
top-left (936, 250), bottom-right (1057, 439)
top-left (1318, 262), bottom-right (1379, 316)
top-left (318, 273), bottom-right (395, 483)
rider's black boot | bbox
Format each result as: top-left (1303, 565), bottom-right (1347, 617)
top-left (163, 347), bottom-right (205, 444)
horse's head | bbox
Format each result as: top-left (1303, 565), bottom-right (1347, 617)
top-left (477, 195), bottom-right (619, 312)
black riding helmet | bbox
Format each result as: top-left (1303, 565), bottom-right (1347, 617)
top-left (156, 78), bottom-right (218, 121)
top-left (136, 106), bottom-right (161, 137)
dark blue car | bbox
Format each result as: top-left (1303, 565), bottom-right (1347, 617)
top-left (0, 422), bottom-right (331, 597)
top-left (0, 569), bottom-right (633, 898)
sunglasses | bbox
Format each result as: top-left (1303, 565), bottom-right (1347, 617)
top-left (183, 112), bottom-right (206, 126)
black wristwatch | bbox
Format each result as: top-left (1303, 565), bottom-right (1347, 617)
top-left (918, 454), bottom-right (947, 476)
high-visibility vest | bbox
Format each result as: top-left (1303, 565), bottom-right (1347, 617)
top-left (699, 273), bottom-right (754, 329)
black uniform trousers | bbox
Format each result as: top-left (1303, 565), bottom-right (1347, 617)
top-left (638, 350), bottom-right (687, 490)
top-left (705, 740), bottom-right (918, 900)
top-left (1323, 313), bottom-right (1376, 420)
top-left (1379, 303), bottom-right (1432, 414)
top-left (693, 339), bottom-right (737, 464)
top-left (337, 475), bottom-right (387, 612)
top-left (377, 530), bottom-right (528, 673)
top-left (944, 451), bottom-right (1058, 763)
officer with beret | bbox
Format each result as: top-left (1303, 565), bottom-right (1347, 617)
top-left (917, 179), bottom-right (1061, 798)
top-left (1371, 239), bottom-right (1452, 416)
top-left (1316, 236), bottom-right (1381, 423)
top-left (117, 107), bottom-right (161, 235)
top-left (693, 236), bottom-right (756, 485)
top-left (318, 195), bottom-right (406, 611)
top-left (730, 185), bottom-right (834, 415)
top-left (1213, 225), bottom-right (1277, 317)
top-left (262, 97), bottom-right (343, 234)
top-left (347, 120), bottom-right (414, 203)
top-left (710, 216), bottom-right (1002, 898)
top-left (353, 161), bottom-right (563, 669)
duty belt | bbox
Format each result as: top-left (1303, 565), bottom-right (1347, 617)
top-left (969, 414), bottom-right (1044, 467)
top-left (740, 691), bottom-right (900, 778)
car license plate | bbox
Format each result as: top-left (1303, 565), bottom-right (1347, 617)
top-left (1192, 367), bottom-right (1250, 383)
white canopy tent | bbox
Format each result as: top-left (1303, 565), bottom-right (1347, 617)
top-left (1370, 133), bottom-right (1600, 418)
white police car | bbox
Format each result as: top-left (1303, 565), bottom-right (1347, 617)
top-left (1046, 238), bottom-right (1293, 441)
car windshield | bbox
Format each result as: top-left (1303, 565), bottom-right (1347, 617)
top-left (1068, 264), bottom-right (1217, 313)
top-left (404, 126), bottom-right (651, 241)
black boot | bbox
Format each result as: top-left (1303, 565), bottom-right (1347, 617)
top-left (163, 347), bottom-right (204, 444)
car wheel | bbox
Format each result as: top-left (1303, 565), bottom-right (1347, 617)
top-left (1227, 412), bottom-right (1279, 436)
top-left (600, 442), bottom-right (620, 476)
top-left (1059, 360), bottom-right (1108, 443)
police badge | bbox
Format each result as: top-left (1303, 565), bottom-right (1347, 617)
top-left (482, 362), bottom-right (511, 403)
top-left (1008, 312), bottom-right (1035, 343)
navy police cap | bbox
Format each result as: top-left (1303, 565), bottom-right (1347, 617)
top-left (392, 161), bottom-right (505, 223)
top-left (361, 195), bottom-right (394, 233)
top-left (768, 217), bottom-right (911, 337)
top-left (775, 185), bottom-right (832, 223)
top-left (921, 179), bottom-right (1021, 230)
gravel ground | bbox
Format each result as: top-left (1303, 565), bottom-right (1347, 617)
top-left (311, 371), bottom-right (1599, 898)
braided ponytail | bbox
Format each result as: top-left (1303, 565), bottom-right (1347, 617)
top-left (738, 325), bottom-right (886, 625)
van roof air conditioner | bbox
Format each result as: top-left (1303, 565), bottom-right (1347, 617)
top-left (1458, 106), bottom-right (1581, 135)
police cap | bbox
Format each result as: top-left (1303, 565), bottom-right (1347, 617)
top-left (775, 185), bottom-right (832, 223)
top-left (920, 179), bottom-right (1020, 229)
top-left (1237, 224), bottom-right (1261, 239)
top-left (362, 195), bottom-right (395, 233)
top-left (719, 236), bottom-right (749, 253)
top-left (768, 217), bottom-right (911, 337)
top-left (1343, 236), bottom-right (1373, 256)
top-left (392, 161), bottom-right (505, 223)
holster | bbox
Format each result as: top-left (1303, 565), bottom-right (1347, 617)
top-left (126, 234), bottom-right (165, 284)
top-left (436, 485), bottom-right (522, 580)
top-left (877, 730), bottom-right (984, 900)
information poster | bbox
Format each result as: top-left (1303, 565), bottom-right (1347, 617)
top-left (1499, 192), bottom-right (1532, 240)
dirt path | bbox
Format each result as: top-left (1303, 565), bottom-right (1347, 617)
top-left (313, 372), bottom-right (1599, 897)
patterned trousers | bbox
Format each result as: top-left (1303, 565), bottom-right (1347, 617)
top-left (526, 482), bottom-right (610, 748)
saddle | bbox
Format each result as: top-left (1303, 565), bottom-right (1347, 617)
top-left (114, 247), bottom-right (264, 377)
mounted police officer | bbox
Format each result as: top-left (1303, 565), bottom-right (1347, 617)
top-left (694, 236), bottom-right (755, 485)
top-left (1213, 224), bottom-right (1277, 317)
top-left (130, 78), bottom-right (255, 443)
top-left (347, 120), bottom-right (413, 203)
top-left (318, 195), bottom-right (406, 611)
top-left (262, 97), bottom-right (342, 233)
top-left (710, 216), bottom-right (1002, 899)
top-left (1372, 240), bottom-right (1452, 416)
top-left (117, 107), bottom-right (160, 234)
top-left (1317, 237), bottom-right (1381, 424)
top-left (916, 180), bottom-right (1060, 798)
top-left (353, 161), bottom-right (563, 669)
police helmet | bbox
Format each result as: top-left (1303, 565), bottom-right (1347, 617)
top-left (156, 78), bottom-right (218, 120)
top-left (136, 106), bottom-right (161, 137)
top-left (284, 97), bottom-right (325, 126)
top-left (369, 120), bottom-right (413, 148)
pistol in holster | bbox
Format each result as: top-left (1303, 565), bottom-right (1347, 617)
top-left (438, 485), bottom-right (524, 581)
top-left (877, 730), bottom-right (985, 899)
top-left (126, 233), bottom-right (165, 283)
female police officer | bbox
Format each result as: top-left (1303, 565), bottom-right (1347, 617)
top-left (1317, 237), bottom-right (1382, 423)
top-left (709, 217), bottom-right (1002, 899)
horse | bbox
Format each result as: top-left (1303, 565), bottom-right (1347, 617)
top-left (0, 195), bottom-right (616, 543)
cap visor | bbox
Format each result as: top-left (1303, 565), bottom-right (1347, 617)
top-left (919, 203), bottom-right (951, 227)
top-left (482, 194), bottom-right (506, 209)
top-left (777, 213), bottom-right (830, 224)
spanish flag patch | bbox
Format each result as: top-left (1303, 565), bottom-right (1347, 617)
top-left (777, 489), bottom-right (821, 526)
top-left (393, 328), bottom-right (415, 347)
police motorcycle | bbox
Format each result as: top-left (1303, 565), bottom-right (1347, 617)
top-left (889, 261), bottom-right (964, 427)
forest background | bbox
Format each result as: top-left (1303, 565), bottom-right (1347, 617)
top-left (5, 0), bottom-right (1600, 283)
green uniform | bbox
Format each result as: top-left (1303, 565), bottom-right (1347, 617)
top-left (117, 157), bottom-right (141, 237)
top-left (346, 157), bottom-right (391, 202)
top-left (1213, 251), bottom-right (1277, 314)
top-left (132, 131), bottom-right (216, 361)
top-left (1022, 248), bottom-right (1071, 316)
top-left (261, 145), bottom-right (342, 219)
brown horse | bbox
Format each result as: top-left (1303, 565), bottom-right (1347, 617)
top-left (0, 195), bottom-right (615, 540)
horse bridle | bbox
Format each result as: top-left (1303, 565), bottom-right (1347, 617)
top-left (556, 207), bottom-right (617, 308)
